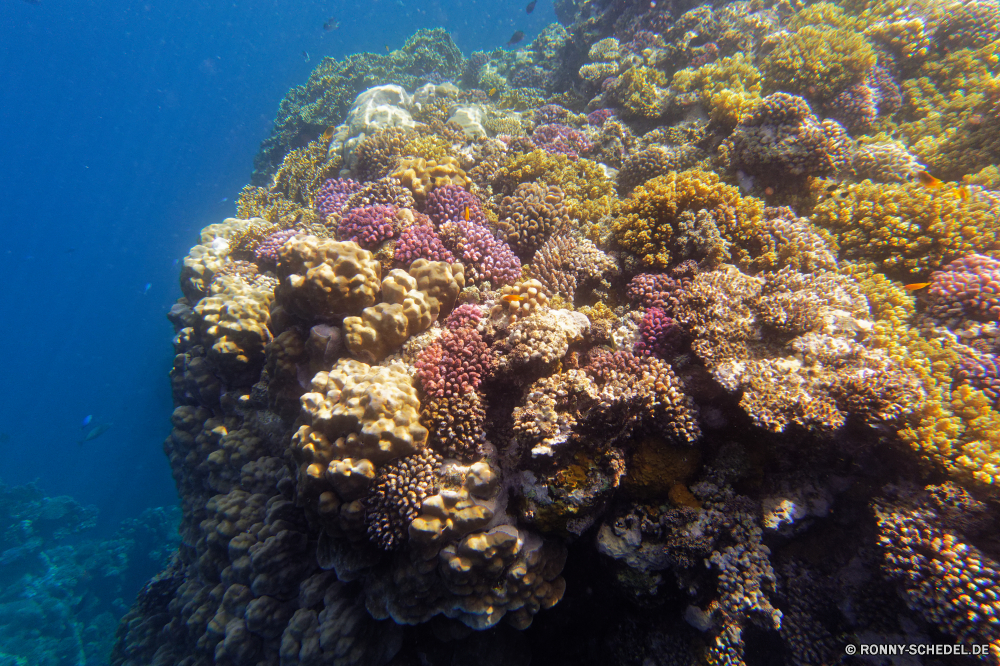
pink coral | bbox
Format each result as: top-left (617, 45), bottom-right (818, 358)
top-left (634, 307), bottom-right (686, 359)
top-left (395, 223), bottom-right (455, 266)
top-left (337, 204), bottom-right (397, 249)
top-left (424, 184), bottom-right (487, 226)
top-left (414, 327), bottom-right (490, 400)
top-left (440, 218), bottom-right (522, 286)
top-left (254, 228), bottom-right (299, 265)
top-left (926, 253), bottom-right (1000, 322)
top-left (445, 303), bottom-right (483, 331)
top-left (531, 124), bottom-right (593, 159)
top-left (315, 177), bottom-right (363, 218)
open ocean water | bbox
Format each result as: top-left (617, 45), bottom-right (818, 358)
top-left (2, 0), bottom-right (1000, 664)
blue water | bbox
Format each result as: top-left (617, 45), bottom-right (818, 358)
top-left (0, 0), bottom-right (554, 660)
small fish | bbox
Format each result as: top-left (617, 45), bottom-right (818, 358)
top-left (385, 45), bottom-right (391, 53)
top-left (502, 293), bottom-right (522, 304)
top-left (79, 423), bottom-right (112, 444)
top-left (143, 282), bottom-right (152, 296)
top-left (302, 51), bottom-right (310, 63)
top-left (951, 185), bottom-right (970, 202)
top-left (488, 87), bottom-right (498, 98)
top-left (82, 415), bottom-right (93, 427)
top-left (507, 30), bottom-right (525, 46)
top-left (323, 18), bottom-right (339, 31)
top-left (912, 170), bottom-right (944, 190)
top-left (904, 282), bottom-right (931, 291)
top-left (463, 205), bottom-right (471, 222)
top-left (219, 197), bottom-right (228, 203)
top-left (526, 1), bottom-right (536, 13)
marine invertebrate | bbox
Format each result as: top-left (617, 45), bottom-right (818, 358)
top-left (497, 182), bottom-right (571, 258)
top-left (392, 156), bottom-right (470, 203)
top-left (415, 326), bottom-right (490, 400)
top-left (634, 307), bottom-right (686, 359)
top-left (275, 235), bottom-right (382, 321)
top-left (336, 204), bottom-right (397, 249)
top-left (670, 53), bottom-right (763, 128)
top-left (810, 179), bottom-right (1000, 279)
top-left (529, 235), bottom-right (618, 305)
top-left (875, 483), bottom-right (1000, 653)
top-left (424, 183), bottom-right (487, 226)
top-left (366, 448), bottom-right (442, 550)
top-left (354, 127), bottom-right (416, 182)
top-left (616, 145), bottom-right (705, 194)
top-left (731, 92), bottom-right (853, 183)
top-left (438, 217), bottom-right (522, 286)
top-left (605, 66), bottom-right (670, 119)
top-left (393, 222), bottom-right (455, 266)
top-left (761, 25), bottom-right (877, 102)
top-left (530, 123), bottom-right (592, 159)
top-left (610, 169), bottom-right (772, 271)
top-left (315, 177), bottom-right (363, 219)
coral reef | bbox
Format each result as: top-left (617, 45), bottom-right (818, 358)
top-left (121, 17), bottom-right (1000, 666)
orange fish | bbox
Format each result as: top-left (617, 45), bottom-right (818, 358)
top-left (463, 206), bottom-right (471, 222)
top-left (913, 171), bottom-right (944, 190)
top-left (951, 185), bottom-right (970, 202)
top-left (321, 125), bottom-right (335, 141)
top-left (502, 293), bottom-right (522, 304)
top-left (904, 282), bottom-right (931, 291)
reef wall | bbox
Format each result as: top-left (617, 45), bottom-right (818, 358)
top-left (116, 1), bottom-right (1000, 663)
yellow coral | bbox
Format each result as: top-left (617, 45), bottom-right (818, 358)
top-left (493, 150), bottom-right (616, 226)
top-left (671, 53), bottom-right (763, 127)
top-left (762, 25), bottom-right (876, 101)
top-left (401, 134), bottom-right (453, 162)
top-left (610, 169), bottom-right (770, 270)
top-left (810, 179), bottom-right (1000, 279)
top-left (842, 262), bottom-right (1000, 487)
top-left (898, 44), bottom-right (1000, 178)
top-left (607, 66), bottom-right (670, 118)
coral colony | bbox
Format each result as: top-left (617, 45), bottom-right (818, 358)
top-left (115, 4), bottom-right (1000, 665)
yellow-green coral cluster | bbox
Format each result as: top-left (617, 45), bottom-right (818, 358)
top-left (898, 43), bottom-right (1000, 178)
top-left (607, 66), bottom-right (670, 118)
top-left (762, 25), bottom-right (876, 101)
top-left (610, 169), bottom-right (772, 270)
top-left (810, 179), bottom-right (1000, 279)
top-left (842, 263), bottom-right (1000, 486)
top-left (493, 150), bottom-right (616, 226)
top-left (671, 53), bottom-right (763, 127)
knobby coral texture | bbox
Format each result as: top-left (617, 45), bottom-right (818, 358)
top-left (118, 3), bottom-right (1000, 665)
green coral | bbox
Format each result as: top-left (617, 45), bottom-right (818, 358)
top-left (762, 25), bottom-right (876, 101)
top-left (810, 179), bottom-right (1000, 279)
top-left (671, 53), bottom-right (763, 127)
top-left (493, 150), bottom-right (616, 226)
top-left (610, 169), bottom-right (775, 271)
top-left (607, 66), bottom-right (670, 118)
top-left (898, 43), bottom-right (1000, 179)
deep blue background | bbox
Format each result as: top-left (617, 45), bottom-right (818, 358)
top-left (0, 0), bottom-right (556, 536)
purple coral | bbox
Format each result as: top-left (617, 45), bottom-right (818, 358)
top-left (395, 223), bottom-right (456, 267)
top-left (627, 273), bottom-right (682, 311)
top-left (445, 303), bottom-right (483, 331)
top-left (415, 327), bottom-right (490, 400)
top-left (315, 177), bottom-right (363, 219)
top-left (587, 109), bottom-right (616, 126)
top-left (956, 352), bottom-right (1000, 407)
top-left (337, 204), bottom-right (397, 249)
top-left (824, 66), bottom-right (901, 132)
top-left (442, 218), bottom-right (522, 286)
top-left (534, 104), bottom-right (570, 125)
top-left (424, 185), bottom-right (487, 226)
top-left (531, 124), bottom-right (593, 159)
top-left (254, 228), bottom-right (299, 266)
top-left (634, 307), bottom-right (686, 359)
top-left (926, 253), bottom-right (1000, 322)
